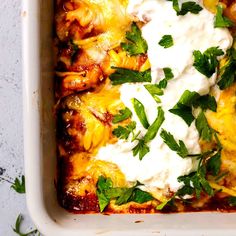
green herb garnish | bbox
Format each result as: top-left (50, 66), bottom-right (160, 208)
top-left (193, 47), bottom-right (224, 78)
top-left (158, 35), bottom-right (174, 48)
top-left (160, 129), bottom-right (189, 158)
top-left (112, 121), bottom-right (136, 140)
top-left (195, 111), bottom-right (213, 141)
top-left (121, 22), bottom-right (148, 56)
top-left (132, 98), bottom-right (150, 129)
top-left (11, 176), bottom-right (25, 194)
top-left (110, 67), bottom-right (151, 85)
top-left (214, 5), bottom-right (234, 28)
top-left (144, 84), bottom-right (163, 103)
top-left (158, 67), bottom-right (174, 89)
top-left (96, 176), bottom-right (154, 212)
top-left (112, 107), bottom-right (132, 124)
top-left (193, 95), bottom-right (217, 112)
top-left (172, 0), bottom-right (203, 16)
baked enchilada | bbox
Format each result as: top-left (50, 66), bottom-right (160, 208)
top-left (54, 0), bottom-right (236, 213)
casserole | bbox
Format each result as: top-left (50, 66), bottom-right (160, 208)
top-left (23, 0), bottom-right (236, 235)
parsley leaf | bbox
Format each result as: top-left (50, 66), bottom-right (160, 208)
top-left (112, 108), bottom-right (132, 124)
top-left (144, 84), bottom-right (163, 103)
top-left (11, 175), bottom-right (25, 194)
top-left (13, 214), bottom-right (39, 236)
top-left (218, 48), bottom-right (236, 90)
top-left (214, 5), bottom-right (234, 28)
top-left (113, 121), bottom-right (136, 140)
top-left (193, 47), bottom-right (224, 78)
top-left (132, 98), bottom-right (150, 129)
top-left (206, 151), bottom-right (221, 176)
top-left (158, 35), bottom-right (174, 48)
top-left (160, 129), bottom-right (189, 158)
top-left (96, 177), bottom-right (154, 212)
top-left (158, 67), bottom-right (174, 89)
top-left (121, 22), bottom-right (148, 56)
top-left (133, 139), bottom-right (150, 160)
top-left (228, 196), bottom-right (236, 206)
top-left (144, 107), bottom-right (165, 143)
top-left (110, 67), bottom-right (151, 85)
top-left (195, 111), bottom-right (213, 141)
top-left (169, 90), bottom-right (199, 126)
top-left (133, 107), bottom-right (165, 160)
top-left (193, 95), bottom-right (217, 112)
top-left (172, 0), bottom-right (203, 16)
top-left (96, 176), bottom-right (113, 212)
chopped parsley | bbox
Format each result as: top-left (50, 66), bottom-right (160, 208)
top-left (121, 22), bottom-right (148, 56)
top-left (96, 176), bottom-right (154, 212)
top-left (144, 84), bottom-right (163, 103)
top-left (160, 129), bottom-right (189, 158)
top-left (13, 214), bottom-right (39, 236)
top-left (158, 35), bottom-right (174, 48)
top-left (11, 175), bottom-right (25, 194)
top-left (195, 111), bottom-right (213, 141)
top-left (193, 47), bottom-right (224, 78)
top-left (133, 107), bottom-right (165, 160)
top-left (214, 5), bottom-right (234, 28)
top-left (206, 151), bottom-right (221, 176)
top-left (112, 107), bottom-right (132, 124)
top-left (228, 196), bottom-right (236, 207)
top-left (169, 90), bottom-right (199, 126)
top-left (193, 95), bottom-right (217, 112)
top-left (172, 0), bottom-right (203, 16)
top-left (109, 67), bottom-right (151, 85)
top-left (132, 98), bottom-right (150, 129)
top-left (218, 48), bottom-right (236, 90)
top-left (112, 121), bottom-right (136, 140)
top-left (158, 67), bottom-right (174, 89)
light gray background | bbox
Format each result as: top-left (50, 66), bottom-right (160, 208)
top-left (0, 1), bottom-right (36, 235)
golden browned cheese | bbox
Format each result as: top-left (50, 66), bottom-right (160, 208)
top-left (55, 0), bottom-right (236, 213)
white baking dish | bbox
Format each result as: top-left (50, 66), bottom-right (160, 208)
top-left (22, 0), bottom-right (236, 235)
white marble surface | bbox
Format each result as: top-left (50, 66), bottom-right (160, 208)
top-left (0, 1), bottom-right (37, 235)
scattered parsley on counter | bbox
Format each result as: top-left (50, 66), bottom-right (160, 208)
top-left (172, 0), bottom-right (203, 16)
top-left (96, 176), bottom-right (154, 212)
top-left (11, 175), bottom-right (25, 194)
top-left (214, 5), bottom-right (234, 28)
top-left (109, 67), bottom-right (151, 85)
top-left (160, 129), bottom-right (189, 158)
top-left (121, 22), bottom-right (148, 56)
top-left (158, 35), bottom-right (174, 48)
top-left (112, 107), bottom-right (132, 124)
top-left (13, 214), bottom-right (39, 236)
top-left (193, 46), bottom-right (224, 78)
top-left (132, 98), bottom-right (150, 129)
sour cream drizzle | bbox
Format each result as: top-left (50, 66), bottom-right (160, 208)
top-left (95, 0), bottom-right (233, 192)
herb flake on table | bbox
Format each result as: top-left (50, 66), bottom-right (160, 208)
top-left (11, 175), bottom-right (25, 194)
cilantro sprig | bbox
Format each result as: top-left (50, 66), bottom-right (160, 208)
top-left (121, 22), bottom-right (148, 56)
top-left (11, 175), bottom-right (26, 194)
top-left (96, 176), bottom-right (154, 212)
top-left (109, 67), bottom-right (151, 85)
top-left (214, 5), bottom-right (234, 28)
top-left (158, 35), bottom-right (174, 48)
top-left (193, 47), bottom-right (224, 78)
top-left (13, 214), bottom-right (39, 236)
top-left (160, 129), bottom-right (189, 158)
top-left (112, 107), bottom-right (132, 124)
top-left (171, 0), bottom-right (203, 16)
